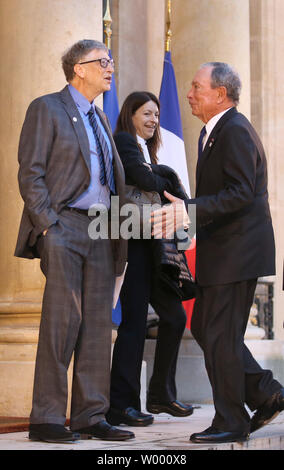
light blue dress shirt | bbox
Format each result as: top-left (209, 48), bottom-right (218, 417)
top-left (68, 84), bottom-right (113, 210)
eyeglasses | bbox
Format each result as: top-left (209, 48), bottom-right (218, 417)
top-left (78, 58), bottom-right (115, 69)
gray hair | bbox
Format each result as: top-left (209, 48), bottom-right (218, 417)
top-left (61, 39), bottom-right (107, 82)
top-left (202, 62), bottom-right (242, 105)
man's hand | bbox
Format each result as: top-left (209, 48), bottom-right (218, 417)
top-left (151, 191), bottom-right (190, 238)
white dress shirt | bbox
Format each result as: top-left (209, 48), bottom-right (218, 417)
top-left (137, 134), bottom-right (151, 163)
top-left (202, 107), bottom-right (234, 150)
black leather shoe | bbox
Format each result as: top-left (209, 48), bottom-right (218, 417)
top-left (146, 399), bottom-right (194, 417)
top-left (76, 419), bottom-right (135, 441)
top-left (190, 426), bottom-right (249, 444)
top-left (106, 407), bottom-right (154, 426)
top-left (29, 424), bottom-right (80, 443)
top-left (250, 387), bottom-right (284, 433)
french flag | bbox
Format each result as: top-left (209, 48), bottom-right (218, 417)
top-left (103, 49), bottom-right (121, 325)
top-left (103, 50), bottom-right (119, 132)
top-left (157, 50), bottom-right (196, 329)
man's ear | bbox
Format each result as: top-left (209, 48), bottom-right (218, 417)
top-left (73, 63), bottom-right (85, 79)
top-left (216, 86), bottom-right (227, 104)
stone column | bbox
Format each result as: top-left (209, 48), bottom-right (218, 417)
top-left (171, 0), bottom-right (251, 194)
top-left (250, 0), bottom-right (284, 341)
top-left (111, 0), bottom-right (165, 105)
top-left (0, 0), bottom-right (103, 417)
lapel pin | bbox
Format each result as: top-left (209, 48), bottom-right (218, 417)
top-left (209, 138), bottom-right (215, 147)
top-left (73, 117), bottom-right (77, 122)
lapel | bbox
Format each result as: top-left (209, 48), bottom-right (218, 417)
top-left (59, 85), bottom-right (91, 174)
top-left (196, 107), bottom-right (237, 192)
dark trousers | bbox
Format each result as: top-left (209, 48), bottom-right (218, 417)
top-left (30, 209), bottom-right (115, 430)
top-left (110, 239), bottom-right (187, 411)
top-left (191, 279), bottom-right (282, 433)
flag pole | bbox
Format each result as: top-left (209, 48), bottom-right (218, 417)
top-left (102, 0), bottom-right (119, 133)
top-left (103, 0), bottom-right (121, 324)
top-left (165, 0), bottom-right (172, 52)
top-left (103, 0), bottom-right (112, 49)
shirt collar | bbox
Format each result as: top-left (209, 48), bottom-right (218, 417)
top-left (137, 134), bottom-right (146, 147)
top-left (136, 134), bottom-right (151, 163)
top-left (68, 83), bottom-right (94, 115)
top-left (205, 107), bottom-right (234, 137)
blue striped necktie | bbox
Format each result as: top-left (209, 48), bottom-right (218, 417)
top-left (88, 107), bottom-right (116, 194)
top-left (198, 126), bottom-right (207, 160)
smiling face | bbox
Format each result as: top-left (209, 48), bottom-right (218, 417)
top-left (72, 47), bottom-right (114, 102)
top-left (132, 100), bottom-right (159, 140)
top-left (187, 65), bottom-right (222, 123)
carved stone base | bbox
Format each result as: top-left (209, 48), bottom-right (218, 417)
top-left (0, 320), bottom-right (118, 417)
top-left (143, 337), bottom-right (284, 404)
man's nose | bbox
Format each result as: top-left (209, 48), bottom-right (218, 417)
top-left (106, 61), bottom-right (114, 72)
top-left (187, 87), bottom-right (193, 99)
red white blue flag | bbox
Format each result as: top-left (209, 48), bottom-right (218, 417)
top-left (157, 51), bottom-right (195, 329)
top-left (103, 50), bottom-right (119, 132)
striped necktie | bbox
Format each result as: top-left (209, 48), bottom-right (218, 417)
top-left (198, 126), bottom-right (207, 160)
top-left (88, 107), bottom-right (116, 194)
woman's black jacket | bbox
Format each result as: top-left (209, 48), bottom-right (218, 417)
top-left (114, 131), bottom-right (195, 300)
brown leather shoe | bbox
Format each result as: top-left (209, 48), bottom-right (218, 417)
top-left (250, 388), bottom-right (284, 432)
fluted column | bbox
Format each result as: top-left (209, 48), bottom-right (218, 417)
top-left (0, 0), bottom-right (103, 416)
top-left (112, 0), bottom-right (165, 104)
top-left (172, 0), bottom-right (251, 194)
top-left (250, 0), bottom-right (284, 340)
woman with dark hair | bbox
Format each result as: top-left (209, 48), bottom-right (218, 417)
top-left (106, 91), bottom-right (194, 427)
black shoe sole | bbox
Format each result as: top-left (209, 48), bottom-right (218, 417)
top-left (107, 417), bottom-right (154, 427)
top-left (147, 404), bottom-right (194, 417)
top-left (190, 435), bottom-right (249, 444)
top-left (251, 410), bottom-right (280, 433)
top-left (29, 433), bottom-right (79, 443)
top-left (79, 432), bottom-right (135, 441)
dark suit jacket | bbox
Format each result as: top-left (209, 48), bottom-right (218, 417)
top-left (187, 107), bottom-right (275, 286)
top-left (113, 131), bottom-right (188, 201)
top-left (15, 85), bottom-right (127, 276)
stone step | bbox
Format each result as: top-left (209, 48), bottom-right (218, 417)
top-left (0, 404), bottom-right (283, 451)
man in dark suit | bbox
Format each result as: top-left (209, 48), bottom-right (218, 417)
top-left (152, 62), bottom-right (283, 444)
top-left (15, 39), bottom-right (134, 443)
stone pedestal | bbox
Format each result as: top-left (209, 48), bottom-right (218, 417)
top-left (0, 327), bottom-right (118, 418)
top-left (0, 323), bottom-right (38, 417)
top-left (144, 327), bottom-right (284, 404)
